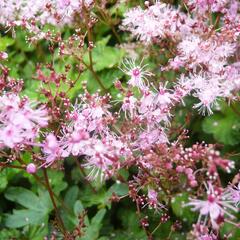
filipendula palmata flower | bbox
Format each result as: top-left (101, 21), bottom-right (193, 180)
top-left (0, 93), bottom-right (48, 148)
top-left (185, 182), bottom-right (238, 229)
top-left (222, 182), bottom-right (240, 207)
top-left (120, 59), bottom-right (153, 90)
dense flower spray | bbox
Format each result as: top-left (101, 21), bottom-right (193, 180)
top-left (0, 93), bottom-right (48, 148)
top-left (0, 0), bottom-right (239, 239)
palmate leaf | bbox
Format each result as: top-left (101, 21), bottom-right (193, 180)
top-left (4, 209), bottom-right (48, 228)
top-left (0, 170), bottom-right (8, 193)
top-left (45, 170), bottom-right (68, 195)
top-left (61, 186), bottom-right (81, 231)
top-left (202, 107), bottom-right (240, 145)
top-left (0, 37), bottom-right (15, 51)
top-left (79, 182), bottom-right (128, 208)
top-left (83, 36), bottom-right (125, 72)
top-left (220, 222), bottom-right (240, 239)
top-left (0, 229), bottom-right (21, 239)
top-left (87, 68), bottom-right (124, 92)
top-left (171, 192), bottom-right (197, 224)
top-left (5, 187), bottom-right (40, 210)
top-left (78, 208), bottom-right (106, 240)
top-left (4, 187), bottom-right (53, 228)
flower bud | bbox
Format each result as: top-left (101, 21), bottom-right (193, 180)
top-left (26, 163), bottom-right (37, 174)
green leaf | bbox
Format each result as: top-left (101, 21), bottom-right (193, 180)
top-left (4, 209), bottom-right (47, 228)
top-left (202, 109), bottom-right (240, 145)
top-left (23, 225), bottom-right (48, 240)
top-left (61, 186), bottom-right (80, 230)
top-left (109, 1), bottom-right (129, 17)
top-left (91, 209), bottom-right (106, 225)
top-left (74, 200), bottom-right (85, 216)
top-left (64, 186), bottom-right (79, 207)
top-left (4, 187), bottom-right (53, 228)
top-left (0, 170), bottom-right (8, 192)
top-left (0, 229), bottom-right (21, 239)
top-left (0, 37), bottom-right (15, 51)
top-left (108, 183), bottom-right (128, 196)
top-left (79, 187), bottom-right (109, 208)
top-left (100, 69), bottom-right (124, 88)
top-left (220, 222), bottom-right (240, 239)
top-left (5, 187), bottom-right (41, 211)
top-left (83, 37), bottom-right (125, 72)
top-left (80, 209), bottom-right (106, 240)
top-left (171, 193), bottom-right (197, 224)
top-left (46, 170), bottom-right (68, 195)
top-left (14, 30), bottom-right (35, 52)
top-left (87, 68), bottom-right (124, 93)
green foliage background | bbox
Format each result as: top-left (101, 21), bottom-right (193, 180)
top-left (0, 1), bottom-right (239, 239)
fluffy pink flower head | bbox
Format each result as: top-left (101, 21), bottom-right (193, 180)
top-left (0, 93), bottom-right (49, 148)
top-left (147, 189), bottom-right (159, 208)
top-left (61, 128), bottom-right (90, 157)
top-left (188, 0), bottom-right (228, 13)
top-left (122, 1), bottom-right (195, 43)
top-left (0, 0), bottom-right (94, 27)
top-left (122, 95), bottom-right (137, 118)
top-left (137, 128), bottom-right (168, 150)
top-left (142, 188), bottom-right (166, 211)
top-left (42, 133), bottom-right (62, 167)
top-left (83, 136), bottom-right (125, 181)
top-left (185, 182), bottom-right (238, 229)
top-left (120, 59), bottom-right (152, 90)
top-left (198, 233), bottom-right (217, 240)
top-left (223, 183), bottom-right (240, 207)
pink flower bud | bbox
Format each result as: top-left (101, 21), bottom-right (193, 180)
top-left (26, 163), bottom-right (37, 174)
top-left (165, 162), bottom-right (172, 169)
top-left (187, 174), bottom-right (195, 181)
top-left (190, 180), bottom-right (198, 187)
top-left (176, 166), bottom-right (184, 173)
top-left (0, 51), bottom-right (8, 60)
top-left (185, 168), bottom-right (193, 175)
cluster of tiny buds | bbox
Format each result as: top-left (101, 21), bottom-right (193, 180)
top-left (140, 216), bottom-right (149, 228)
top-left (128, 181), bottom-right (139, 200)
top-left (176, 166), bottom-right (198, 187)
top-left (137, 195), bottom-right (146, 208)
top-left (160, 213), bottom-right (170, 223)
top-left (172, 220), bottom-right (182, 231)
top-left (206, 170), bottom-right (218, 180)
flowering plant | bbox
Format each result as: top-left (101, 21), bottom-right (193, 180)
top-left (0, 0), bottom-right (239, 239)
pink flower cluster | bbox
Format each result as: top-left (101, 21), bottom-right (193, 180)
top-left (186, 182), bottom-right (239, 229)
top-left (40, 93), bottom-right (130, 180)
top-left (0, 0), bottom-right (239, 236)
top-left (123, 1), bottom-right (240, 115)
top-left (0, 93), bottom-right (48, 148)
top-left (187, 0), bottom-right (229, 13)
top-left (122, 1), bottom-right (197, 43)
top-left (0, 0), bottom-right (93, 26)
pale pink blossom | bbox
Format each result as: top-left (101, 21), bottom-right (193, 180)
top-left (0, 93), bottom-right (48, 148)
top-left (42, 133), bottom-right (62, 166)
top-left (120, 59), bottom-right (152, 90)
top-left (122, 2), bottom-right (196, 43)
top-left (185, 182), bottom-right (238, 229)
top-left (0, 51), bottom-right (8, 60)
top-left (0, 0), bottom-right (94, 27)
top-left (146, 189), bottom-right (165, 211)
top-left (136, 128), bottom-right (168, 150)
top-left (223, 183), bottom-right (240, 207)
top-left (26, 163), bottom-right (37, 174)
